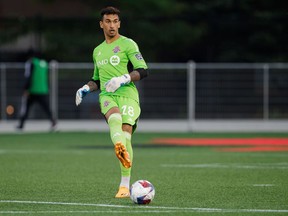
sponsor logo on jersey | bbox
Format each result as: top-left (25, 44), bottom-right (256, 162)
top-left (113, 46), bottom-right (121, 53)
top-left (135, 53), bottom-right (143, 60)
top-left (110, 55), bottom-right (120, 66)
top-left (97, 59), bottom-right (109, 66)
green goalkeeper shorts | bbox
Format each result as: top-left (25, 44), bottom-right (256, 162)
top-left (100, 95), bottom-right (141, 131)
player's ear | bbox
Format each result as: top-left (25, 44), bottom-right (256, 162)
top-left (100, 21), bottom-right (103, 29)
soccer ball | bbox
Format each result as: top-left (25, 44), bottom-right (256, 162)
top-left (130, 180), bottom-right (155, 204)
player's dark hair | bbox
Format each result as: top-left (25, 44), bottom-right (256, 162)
top-left (100, 6), bottom-right (120, 20)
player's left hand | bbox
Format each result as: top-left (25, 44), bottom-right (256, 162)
top-left (105, 74), bottom-right (131, 93)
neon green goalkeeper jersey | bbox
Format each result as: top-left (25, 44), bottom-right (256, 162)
top-left (92, 35), bottom-right (148, 103)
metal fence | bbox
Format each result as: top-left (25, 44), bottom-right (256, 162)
top-left (1, 62), bottom-right (288, 130)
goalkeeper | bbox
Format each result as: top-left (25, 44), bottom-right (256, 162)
top-left (75, 6), bottom-right (148, 198)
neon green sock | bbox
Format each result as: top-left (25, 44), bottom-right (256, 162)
top-left (124, 131), bottom-right (133, 162)
top-left (107, 113), bottom-right (126, 146)
top-left (120, 131), bottom-right (133, 177)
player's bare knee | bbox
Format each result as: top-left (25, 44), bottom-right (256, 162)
top-left (122, 124), bottom-right (133, 134)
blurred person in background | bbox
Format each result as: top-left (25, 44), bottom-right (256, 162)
top-left (75, 6), bottom-right (148, 198)
top-left (17, 49), bottom-right (57, 131)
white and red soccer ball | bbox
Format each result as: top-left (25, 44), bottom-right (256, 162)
top-left (130, 180), bottom-right (155, 204)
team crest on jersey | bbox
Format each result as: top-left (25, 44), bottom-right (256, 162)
top-left (135, 53), bottom-right (143, 60)
top-left (103, 100), bottom-right (110, 107)
top-left (113, 46), bottom-right (121, 53)
top-left (110, 55), bottom-right (120, 66)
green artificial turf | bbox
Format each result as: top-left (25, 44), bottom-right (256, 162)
top-left (0, 132), bottom-right (287, 215)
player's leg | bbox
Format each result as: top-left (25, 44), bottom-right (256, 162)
top-left (106, 107), bottom-right (125, 146)
top-left (17, 94), bottom-right (33, 129)
top-left (114, 126), bottom-right (133, 198)
top-left (36, 95), bottom-right (56, 129)
top-left (106, 107), bottom-right (131, 169)
top-left (100, 95), bottom-right (131, 169)
top-left (120, 98), bottom-right (140, 171)
top-left (115, 97), bottom-right (140, 198)
top-left (123, 129), bottom-right (133, 166)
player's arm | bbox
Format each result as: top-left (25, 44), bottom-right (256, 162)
top-left (75, 79), bottom-right (100, 106)
top-left (76, 51), bottom-right (101, 106)
top-left (129, 68), bottom-right (148, 82)
top-left (127, 39), bottom-right (149, 82)
top-left (23, 60), bottom-right (34, 95)
top-left (87, 79), bottom-right (100, 92)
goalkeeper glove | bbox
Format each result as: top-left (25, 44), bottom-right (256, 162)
top-left (105, 74), bottom-right (131, 93)
top-left (75, 84), bottom-right (90, 106)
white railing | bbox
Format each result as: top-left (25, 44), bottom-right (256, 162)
top-left (1, 62), bottom-right (288, 132)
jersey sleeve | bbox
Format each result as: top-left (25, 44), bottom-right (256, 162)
top-left (92, 48), bottom-right (99, 80)
top-left (126, 39), bottom-right (148, 69)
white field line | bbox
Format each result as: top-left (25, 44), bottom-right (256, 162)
top-left (0, 210), bottom-right (188, 214)
top-left (0, 149), bottom-right (86, 155)
top-left (161, 163), bottom-right (288, 169)
top-left (0, 200), bottom-right (288, 213)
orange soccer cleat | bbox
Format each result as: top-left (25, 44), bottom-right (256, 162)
top-left (115, 186), bottom-right (130, 198)
top-left (114, 142), bottom-right (132, 168)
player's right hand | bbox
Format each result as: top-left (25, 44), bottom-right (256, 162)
top-left (75, 84), bottom-right (90, 106)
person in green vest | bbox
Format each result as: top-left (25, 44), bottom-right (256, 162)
top-left (75, 6), bottom-right (149, 198)
top-left (17, 49), bottom-right (56, 131)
